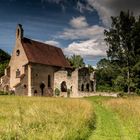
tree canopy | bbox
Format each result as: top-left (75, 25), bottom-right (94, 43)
top-left (0, 49), bottom-right (10, 77)
top-left (67, 55), bottom-right (85, 68)
top-left (97, 11), bottom-right (140, 93)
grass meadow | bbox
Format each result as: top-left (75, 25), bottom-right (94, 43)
top-left (0, 95), bottom-right (140, 140)
top-left (104, 96), bottom-right (140, 139)
top-left (0, 96), bottom-right (95, 140)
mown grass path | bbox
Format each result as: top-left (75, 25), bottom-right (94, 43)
top-left (86, 97), bottom-right (132, 140)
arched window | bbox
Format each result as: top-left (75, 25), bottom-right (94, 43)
top-left (81, 84), bottom-right (84, 91)
top-left (40, 82), bottom-right (45, 96)
top-left (86, 83), bottom-right (89, 92)
top-left (61, 81), bottom-right (67, 92)
top-left (48, 75), bottom-right (51, 88)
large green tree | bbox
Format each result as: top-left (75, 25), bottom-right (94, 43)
top-left (104, 11), bottom-right (140, 93)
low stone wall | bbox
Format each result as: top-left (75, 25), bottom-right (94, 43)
top-left (73, 91), bottom-right (118, 98)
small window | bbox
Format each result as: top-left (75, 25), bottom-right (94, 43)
top-left (48, 75), bottom-right (51, 88)
top-left (16, 69), bottom-right (20, 78)
top-left (16, 50), bottom-right (20, 56)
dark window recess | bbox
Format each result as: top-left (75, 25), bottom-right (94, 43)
top-left (86, 83), bottom-right (89, 92)
top-left (40, 82), bottom-right (45, 96)
top-left (23, 84), bottom-right (27, 88)
top-left (16, 69), bottom-right (20, 78)
top-left (48, 75), bottom-right (51, 88)
top-left (61, 81), bottom-right (67, 92)
top-left (81, 84), bottom-right (84, 91)
top-left (67, 71), bottom-right (72, 77)
top-left (16, 50), bottom-right (20, 56)
top-left (17, 29), bottom-right (19, 37)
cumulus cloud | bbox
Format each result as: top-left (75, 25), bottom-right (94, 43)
top-left (60, 25), bottom-right (104, 40)
top-left (59, 16), bottom-right (107, 58)
top-left (63, 39), bottom-right (107, 58)
top-left (45, 40), bottom-right (60, 47)
top-left (87, 0), bottom-right (140, 26)
top-left (70, 16), bottom-right (88, 29)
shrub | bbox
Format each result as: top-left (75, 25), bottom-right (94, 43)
top-left (117, 92), bottom-right (124, 97)
top-left (136, 88), bottom-right (140, 95)
top-left (67, 89), bottom-right (71, 97)
top-left (55, 88), bottom-right (60, 96)
top-left (0, 91), bottom-right (9, 95)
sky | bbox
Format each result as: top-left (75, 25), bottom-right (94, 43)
top-left (0, 0), bottom-right (140, 66)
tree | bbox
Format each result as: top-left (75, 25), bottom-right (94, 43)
top-left (104, 11), bottom-right (140, 93)
top-left (96, 58), bottom-right (120, 91)
top-left (67, 55), bottom-right (85, 68)
top-left (0, 49), bottom-right (10, 63)
top-left (0, 49), bottom-right (10, 77)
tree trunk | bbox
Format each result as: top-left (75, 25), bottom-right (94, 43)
top-left (127, 68), bottom-right (130, 94)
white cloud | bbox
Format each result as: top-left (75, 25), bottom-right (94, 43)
top-left (59, 16), bottom-right (107, 58)
top-left (45, 40), bottom-right (60, 47)
top-left (59, 24), bottom-right (105, 40)
top-left (70, 16), bottom-right (88, 29)
top-left (63, 39), bottom-right (107, 58)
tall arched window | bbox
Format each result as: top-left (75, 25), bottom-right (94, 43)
top-left (86, 83), bottom-right (89, 92)
top-left (81, 84), bottom-right (84, 91)
top-left (48, 75), bottom-right (51, 88)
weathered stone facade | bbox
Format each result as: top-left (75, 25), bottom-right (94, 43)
top-left (0, 24), bottom-right (96, 97)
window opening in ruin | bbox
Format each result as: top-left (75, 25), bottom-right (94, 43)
top-left (81, 84), bottom-right (84, 91)
top-left (48, 75), bottom-right (51, 88)
top-left (61, 81), bottom-right (67, 92)
top-left (86, 83), bottom-right (89, 92)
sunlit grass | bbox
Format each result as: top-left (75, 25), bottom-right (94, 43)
top-left (0, 96), bottom-right (95, 140)
top-left (104, 96), bottom-right (140, 139)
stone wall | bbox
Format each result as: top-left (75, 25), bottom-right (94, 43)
top-left (54, 70), bottom-right (73, 97)
top-left (30, 64), bottom-right (57, 96)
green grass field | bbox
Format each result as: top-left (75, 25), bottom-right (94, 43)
top-left (0, 96), bottom-right (95, 140)
top-left (87, 96), bottom-right (140, 140)
top-left (0, 95), bottom-right (140, 140)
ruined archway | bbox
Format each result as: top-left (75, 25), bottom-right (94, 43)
top-left (61, 81), bottom-right (67, 92)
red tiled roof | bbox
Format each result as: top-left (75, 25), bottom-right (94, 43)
top-left (21, 38), bottom-right (71, 68)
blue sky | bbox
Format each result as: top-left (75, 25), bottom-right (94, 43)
top-left (0, 0), bottom-right (140, 66)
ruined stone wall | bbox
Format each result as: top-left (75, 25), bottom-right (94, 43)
top-left (54, 70), bottom-right (72, 97)
top-left (54, 69), bottom-right (79, 97)
top-left (78, 68), bottom-right (96, 95)
top-left (30, 64), bottom-right (57, 96)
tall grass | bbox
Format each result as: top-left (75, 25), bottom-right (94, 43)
top-left (104, 96), bottom-right (140, 139)
top-left (0, 96), bottom-right (95, 140)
